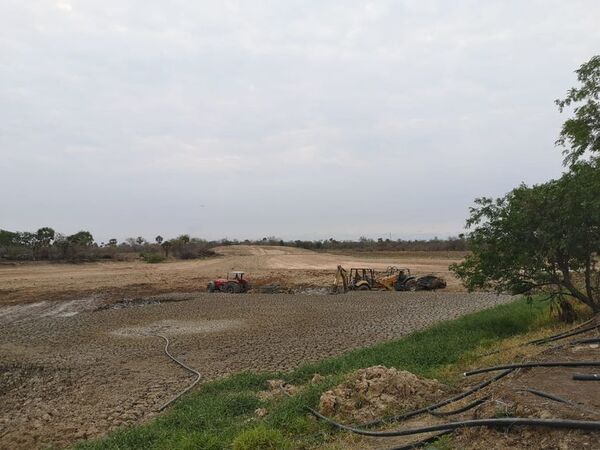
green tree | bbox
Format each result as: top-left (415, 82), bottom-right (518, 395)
top-left (36, 227), bottom-right (55, 246)
top-left (67, 231), bottom-right (94, 247)
top-left (556, 55), bottom-right (600, 165)
top-left (161, 240), bottom-right (172, 258)
top-left (35, 227), bottom-right (55, 260)
top-left (155, 235), bottom-right (163, 245)
top-left (450, 162), bottom-right (600, 313)
top-left (107, 238), bottom-right (118, 247)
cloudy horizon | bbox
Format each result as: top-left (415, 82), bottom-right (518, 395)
top-left (1, 1), bottom-right (599, 243)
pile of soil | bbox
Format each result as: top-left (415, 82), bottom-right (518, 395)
top-left (319, 365), bottom-right (445, 422)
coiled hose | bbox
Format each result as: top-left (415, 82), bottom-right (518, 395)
top-left (155, 334), bottom-right (202, 411)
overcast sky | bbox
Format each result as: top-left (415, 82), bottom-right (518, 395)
top-left (1, 1), bottom-right (598, 242)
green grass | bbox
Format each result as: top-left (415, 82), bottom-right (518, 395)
top-left (75, 297), bottom-right (555, 450)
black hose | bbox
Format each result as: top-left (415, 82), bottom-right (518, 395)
top-left (530, 324), bottom-right (599, 346)
top-left (527, 318), bottom-right (596, 345)
top-left (429, 396), bottom-right (489, 417)
top-left (464, 361), bottom-right (600, 377)
top-left (386, 431), bottom-right (453, 450)
top-left (359, 369), bottom-right (514, 427)
top-left (573, 373), bottom-right (600, 381)
top-left (308, 409), bottom-right (600, 437)
top-left (521, 388), bottom-right (599, 416)
top-left (570, 338), bottom-right (600, 345)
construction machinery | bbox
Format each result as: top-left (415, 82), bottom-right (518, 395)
top-left (207, 271), bottom-right (250, 293)
top-left (334, 265), bottom-right (446, 293)
top-left (334, 266), bottom-right (376, 292)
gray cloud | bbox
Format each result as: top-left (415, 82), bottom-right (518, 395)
top-left (1, 1), bottom-right (599, 241)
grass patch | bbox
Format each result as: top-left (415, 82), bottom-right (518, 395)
top-left (75, 297), bottom-right (561, 450)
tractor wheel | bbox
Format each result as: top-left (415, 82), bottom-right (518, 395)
top-left (225, 282), bottom-right (241, 293)
top-left (207, 282), bottom-right (215, 293)
top-left (406, 279), bottom-right (418, 292)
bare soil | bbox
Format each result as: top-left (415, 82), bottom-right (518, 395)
top-left (0, 245), bottom-right (466, 308)
top-left (0, 291), bottom-right (511, 449)
top-left (330, 335), bottom-right (600, 450)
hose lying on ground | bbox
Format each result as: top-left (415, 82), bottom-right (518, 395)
top-left (308, 408), bottom-right (600, 437)
top-left (573, 373), bottom-right (600, 381)
top-left (464, 361), bottom-right (600, 377)
top-left (386, 431), bottom-right (453, 450)
top-left (354, 370), bottom-right (514, 428)
top-left (570, 338), bottom-right (600, 346)
top-left (521, 388), bottom-right (599, 416)
top-left (527, 318), bottom-right (597, 345)
top-left (155, 334), bottom-right (202, 411)
top-left (530, 324), bottom-right (599, 346)
top-left (428, 396), bottom-right (490, 417)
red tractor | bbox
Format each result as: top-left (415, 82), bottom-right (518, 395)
top-left (207, 271), bottom-right (250, 293)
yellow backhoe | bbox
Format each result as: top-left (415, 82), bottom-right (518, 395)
top-left (334, 266), bottom-right (377, 292)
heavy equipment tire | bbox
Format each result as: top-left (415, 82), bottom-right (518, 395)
top-left (406, 279), bottom-right (418, 292)
top-left (225, 282), bottom-right (241, 293)
top-left (207, 282), bottom-right (215, 293)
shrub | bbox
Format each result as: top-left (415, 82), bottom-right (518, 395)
top-left (231, 426), bottom-right (291, 450)
top-left (142, 253), bottom-right (166, 264)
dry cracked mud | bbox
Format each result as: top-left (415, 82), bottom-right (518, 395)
top-left (0, 291), bottom-right (512, 449)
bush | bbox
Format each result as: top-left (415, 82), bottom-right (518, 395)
top-left (141, 253), bottom-right (166, 264)
top-left (231, 426), bottom-right (291, 450)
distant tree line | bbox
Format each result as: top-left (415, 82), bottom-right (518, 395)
top-left (0, 228), bottom-right (467, 262)
top-left (0, 229), bottom-right (215, 262)
top-left (216, 235), bottom-right (468, 252)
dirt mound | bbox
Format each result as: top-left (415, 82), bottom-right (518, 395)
top-left (319, 365), bottom-right (445, 423)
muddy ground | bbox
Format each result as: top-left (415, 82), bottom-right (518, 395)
top-left (0, 291), bottom-right (511, 449)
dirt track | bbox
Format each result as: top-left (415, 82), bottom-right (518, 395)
top-left (0, 291), bottom-right (512, 449)
top-left (0, 245), bottom-right (466, 307)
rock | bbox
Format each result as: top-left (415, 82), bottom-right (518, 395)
top-left (311, 373), bottom-right (324, 384)
top-left (254, 408), bottom-right (268, 418)
top-left (266, 379), bottom-right (285, 390)
top-left (257, 379), bottom-right (300, 401)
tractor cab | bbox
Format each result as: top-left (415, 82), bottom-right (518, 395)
top-left (228, 271), bottom-right (245, 282)
top-left (349, 268), bottom-right (376, 291)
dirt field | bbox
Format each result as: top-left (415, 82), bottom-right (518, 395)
top-left (0, 245), bottom-right (466, 309)
top-left (0, 245), bottom-right (493, 449)
top-left (0, 290), bottom-right (512, 449)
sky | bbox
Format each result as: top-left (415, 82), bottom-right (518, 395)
top-left (1, 1), bottom-right (599, 243)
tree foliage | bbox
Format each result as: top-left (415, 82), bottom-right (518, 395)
top-left (556, 55), bottom-right (600, 165)
top-left (451, 162), bottom-right (600, 312)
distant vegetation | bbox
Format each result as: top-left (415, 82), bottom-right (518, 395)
top-left (228, 235), bottom-right (468, 252)
top-left (0, 229), bottom-right (215, 262)
top-left (0, 229), bottom-right (467, 263)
